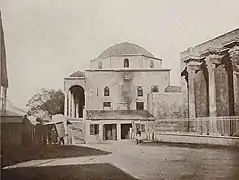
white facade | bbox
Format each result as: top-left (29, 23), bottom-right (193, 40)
top-left (64, 42), bottom-right (178, 143)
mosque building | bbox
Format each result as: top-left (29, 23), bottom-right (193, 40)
top-left (64, 42), bottom-right (181, 143)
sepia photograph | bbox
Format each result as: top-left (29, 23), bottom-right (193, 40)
top-left (1, 0), bottom-right (239, 179)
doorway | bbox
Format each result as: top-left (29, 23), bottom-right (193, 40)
top-left (121, 124), bottom-right (132, 139)
top-left (103, 124), bottom-right (117, 140)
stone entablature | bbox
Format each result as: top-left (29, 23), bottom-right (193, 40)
top-left (181, 28), bottom-right (239, 62)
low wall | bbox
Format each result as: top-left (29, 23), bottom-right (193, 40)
top-left (1, 116), bottom-right (24, 147)
top-left (154, 133), bottom-right (239, 146)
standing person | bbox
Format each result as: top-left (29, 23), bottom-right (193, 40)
top-left (136, 128), bottom-right (141, 144)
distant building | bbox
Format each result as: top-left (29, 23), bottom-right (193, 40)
top-left (64, 42), bottom-right (181, 143)
top-left (181, 28), bottom-right (239, 118)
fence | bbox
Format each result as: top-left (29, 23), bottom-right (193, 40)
top-left (152, 116), bottom-right (239, 137)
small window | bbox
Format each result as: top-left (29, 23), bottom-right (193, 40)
top-left (141, 124), bottom-right (145, 132)
top-left (98, 61), bottom-right (102, 69)
top-left (124, 59), bottom-right (129, 68)
top-left (136, 102), bottom-right (144, 110)
top-left (104, 87), bottom-right (110, 96)
top-left (150, 60), bottom-right (154, 68)
top-left (90, 124), bottom-right (99, 135)
top-left (103, 102), bottom-right (111, 107)
top-left (137, 87), bottom-right (143, 97)
top-left (136, 123), bottom-right (141, 130)
top-left (151, 85), bottom-right (159, 92)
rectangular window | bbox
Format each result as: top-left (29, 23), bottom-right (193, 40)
top-left (141, 124), bottom-right (145, 132)
top-left (90, 124), bottom-right (99, 135)
top-left (103, 102), bottom-right (111, 107)
top-left (98, 62), bottom-right (102, 69)
top-left (136, 102), bottom-right (144, 110)
top-left (150, 60), bottom-right (154, 68)
top-left (136, 123), bottom-right (141, 130)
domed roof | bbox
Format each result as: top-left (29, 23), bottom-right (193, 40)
top-left (98, 42), bottom-right (154, 58)
top-left (69, 70), bottom-right (85, 77)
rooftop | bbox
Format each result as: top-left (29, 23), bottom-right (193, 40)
top-left (98, 42), bottom-right (154, 58)
top-left (86, 110), bottom-right (155, 120)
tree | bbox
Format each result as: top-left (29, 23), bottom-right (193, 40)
top-left (26, 88), bottom-right (64, 119)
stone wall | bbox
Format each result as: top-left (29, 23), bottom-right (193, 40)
top-left (147, 92), bottom-right (182, 119)
top-left (90, 55), bottom-right (162, 69)
top-left (85, 70), bottom-right (170, 110)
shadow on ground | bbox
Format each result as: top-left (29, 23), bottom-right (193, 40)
top-left (1, 163), bottom-right (139, 180)
top-left (1, 145), bottom-right (110, 167)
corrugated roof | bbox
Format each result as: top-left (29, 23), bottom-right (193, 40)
top-left (86, 110), bottom-right (155, 120)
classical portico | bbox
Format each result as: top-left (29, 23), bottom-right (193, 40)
top-left (181, 28), bottom-right (239, 135)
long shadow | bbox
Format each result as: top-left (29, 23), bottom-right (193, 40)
top-left (1, 145), bottom-right (111, 167)
top-left (2, 163), bottom-right (139, 180)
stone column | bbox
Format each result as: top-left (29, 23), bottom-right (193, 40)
top-left (82, 106), bottom-right (87, 143)
top-left (229, 45), bottom-right (239, 116)
top-left (76, 101), bottom-right (79, 118)
top-left (71, 93), bottom-right (75, 118)
top-left (64, 90), bottom-right (68, 116)
top-left (99, 123), bottom-right (103, 142)
top-left (187, 65), bottom-right (199, 118)
top-left (206, 62), bottom-right (217, 117)
top-left (205, 54), bottom-right (221, 135)
top-left (117, 123), bottom-right (121, 141)
top-left (68, 91), bottom-right (71, 117)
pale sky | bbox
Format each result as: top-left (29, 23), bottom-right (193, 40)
top-left (1, 0), bottom-right (239, 110)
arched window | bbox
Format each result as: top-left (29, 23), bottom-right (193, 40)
top-left (124, 58), bottom-right (129, 68)
top-left (151, 85), bottom-right (159, 92)
top-left (98, 61), bottom-right (102, 69)
top-left (137, 87), bottom-right (143, 96)
top-left (104, 87), bottom-right (110, 96)
top-left (150, 60), bottom-right (154, 68)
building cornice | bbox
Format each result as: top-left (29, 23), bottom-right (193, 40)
top-left (85, 68), bottom-right (171, 72)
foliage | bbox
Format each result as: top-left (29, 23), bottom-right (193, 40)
top-left (26, 88), bottom-right (64, 119)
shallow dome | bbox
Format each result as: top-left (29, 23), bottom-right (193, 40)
top-left (98, 42), bottom-right (154, 58)
top-left (69, 70), bottom-right (85, 77)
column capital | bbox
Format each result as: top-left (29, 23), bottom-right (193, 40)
top-left (205, 54), bottom-right (222, 65)
top-left (229, 45), bottom-right (239, 73)
top-left (186, 61), bottom-right (201, 75)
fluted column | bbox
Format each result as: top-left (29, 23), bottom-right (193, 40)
top-left (229, 45), bottom-right (239, 115)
